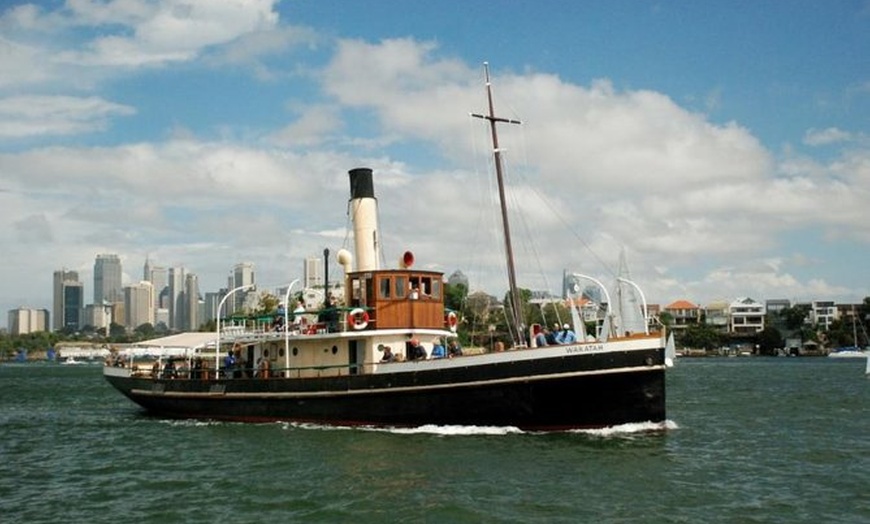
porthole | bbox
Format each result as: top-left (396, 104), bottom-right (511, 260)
top-left (332, 345), bottom-right (338, 355)
top-left (292, 347), bottom-right (298, 356)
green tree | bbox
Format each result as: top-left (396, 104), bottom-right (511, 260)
top-left (134, 323), bottom-right (156, 339)
top-left (255, 291), bottom-right (280, 315)
top-left (782, 304), bottom-right (811, 331)
top-left (444, 282), bottom-right (468, 313)
top-left (678, 323), bottom-right (722, 351)
top-left (757, 326), bottom-right (784, 355)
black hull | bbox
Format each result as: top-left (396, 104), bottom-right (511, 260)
top-left (105, 348), bottom-right (665, 431)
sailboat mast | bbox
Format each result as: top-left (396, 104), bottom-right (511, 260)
top-left (471, 63), bottom-right (524, 346)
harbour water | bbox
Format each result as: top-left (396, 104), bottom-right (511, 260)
top-left (1, 358), bottom-right (867, 523)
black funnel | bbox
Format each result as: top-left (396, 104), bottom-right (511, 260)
top-left (348, 167), bottom-right (374, 200)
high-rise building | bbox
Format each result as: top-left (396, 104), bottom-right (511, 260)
top-left (231, 262), bottom-right (255, 312)
top-left (304, 256), bottom-right (323, 289)
top-left (143, 258), bottom-right (167, 311)
top-left (184, 273), bottom-right (199, 331)
top-left (204, 290), bottom-right (227, 323)
top-left (125, 281), bottom-right (154, 329)
top-left (84, 303), bottom-right (111, 332)
top-left (167, 266), bottom-right (186, 331)
top-left (53, 269), bottom-right (83, 332)
top-left (8, 308), bottom-right (49, 335)
top-left (94, 254), bottom-right (123, 305)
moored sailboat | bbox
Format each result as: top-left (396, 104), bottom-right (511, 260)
top-left (104, 65), bottom-right (668, 430)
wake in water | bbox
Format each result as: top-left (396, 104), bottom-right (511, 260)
top-left (277, 420), bottom-right (679, 437)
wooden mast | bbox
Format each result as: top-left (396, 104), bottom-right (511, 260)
top-left (471, 63), bottom-right (525, 347)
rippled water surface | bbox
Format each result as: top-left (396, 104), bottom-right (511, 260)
top-left (1, 358), bottom-right (868, 523)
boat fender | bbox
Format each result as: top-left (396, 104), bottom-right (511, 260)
top-left (348, 308), bottom-right (369, 330)
top-left (446, 311), bottom-right (458, 332)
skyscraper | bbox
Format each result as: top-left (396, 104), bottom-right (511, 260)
top-left (53, 269), bottom-right (83, 332)
top-left (184, 272), bottom-right (199, 331)
top-left (167, 266), bottom-right (185, 331)
top-left (8, 308), bottom-right (49, 335)
top-left (125, 281), bottom-right (154, 329)
top-left (231, 262), bottom-right (255, 312)
top-left (304, 256), bottom-right (323, 289)
top-left (94, 254), bottom-right (123, 305)
top-left (143, 257), bottom-right (167, 310)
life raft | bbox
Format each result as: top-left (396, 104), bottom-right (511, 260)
top-left (348, 308), bottom-right (369, 330)
top-left (446, 311), bottom-right (458, 332)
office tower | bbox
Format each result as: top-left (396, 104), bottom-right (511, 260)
top-left (304, 256), bottom-right (323, 289)
top-left (231, 262), bottom-right (255, 312)
top-left (144, 258), bottom-right (167, 310)
top-left (125, 281), bottom-right (154, 329)
top-left (84, 303), bottom-right (111, 332)
top-left (184, 273), bottom-right (199, 331)
top-left (53, 269), bottom-right (83, 332)
top-left (94, 254), bottom-right (123, 305)
top-left (167, 266), bottom-right (186, 331)
top-left (204, 290), bottom-right (226, 323)
top-left (8, 308), bottom-right (49, 335)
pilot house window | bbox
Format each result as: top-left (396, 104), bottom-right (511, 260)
top-left (379, 277), bottom-right (392, 299)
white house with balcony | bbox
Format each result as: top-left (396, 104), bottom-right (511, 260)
top-left (729, 297), bottom-right (765, 334)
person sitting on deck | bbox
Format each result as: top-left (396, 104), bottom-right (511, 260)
top-left (546, 325), bottom-right (559, 345)
top-left (430, 338), bottom-right (446, 359)
top-left (407, 338), bottom-right (427, 360)
top-left (535, 328), bottom-right (549, 347)
top-left (378, 344), bottom-right (396, 363)
top-left (448, 340), bottom-right (463, 358)
top-left (555, 324), bottom-right (577, 344)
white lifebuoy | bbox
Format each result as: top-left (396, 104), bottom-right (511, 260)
top-left (446, 311), bottom-right (458, 332)
top-left (348, 308), bottom-right (369, 330)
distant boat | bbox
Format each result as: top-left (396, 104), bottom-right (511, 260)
top-left (829, 305), bottom-right (869, 359)
top-left (62, 356), bottom-right (84, 365)
top-left (664, 333), bottom-right (676, 368)
top-left (827, 347), bottom-right (868, 359)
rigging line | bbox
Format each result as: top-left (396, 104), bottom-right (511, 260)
top-left (526, 180), bottom-right (618, 280)
top-left (497, 104), bottom-right (562, 305)
top-left (491, 100), bottom-right (619, 280)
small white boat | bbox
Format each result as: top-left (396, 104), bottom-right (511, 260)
top-left (62, 357), bottom-right (85, 365)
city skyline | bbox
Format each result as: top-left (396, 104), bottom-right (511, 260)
top-left (5, 248), bottom-right (867, 333)
top-left (1, 2), bottom-right (868, 328)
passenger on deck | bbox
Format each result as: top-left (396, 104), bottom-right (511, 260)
top-left (407, 338), bottom-right (427, 360)
top-left (379, 344), bottom-right (396, 363)
top-left (547, 324), bottom-right (559, 345)
top-left (448, 340), bottom-right (463, 358)
top-left (163, 358), bottom-right (176, 379)
top-left (256, 350), bottom-right (271, 378)
top-left (535, 328), bottom-right (549, 347)
top-left (152, 360), bottom-right (160, 379)
top-left (430, 338), bottom-right (446, 359)
top-left (222, 350), bottom-right (237, 378)
top-left (555, 324), bottom-right (577, 344)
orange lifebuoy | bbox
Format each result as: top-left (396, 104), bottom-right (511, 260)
top-left (348, 308), bottom-right (369, 330)
top-left (446, 311), bottom-right (458, 332)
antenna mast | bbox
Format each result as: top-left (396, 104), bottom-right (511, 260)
top-left (471, 63), bottom-right (525, 347)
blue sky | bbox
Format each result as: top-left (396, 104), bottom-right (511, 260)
top-left (1, 0), bottom-right (869, 328)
